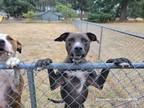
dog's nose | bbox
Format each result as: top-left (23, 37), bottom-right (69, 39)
top-left (0, 39), bottom-right (5, 46)
top-left (74, 47), bottom-right (82, 52)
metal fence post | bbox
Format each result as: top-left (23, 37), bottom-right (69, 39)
top-left (27, 69), bottom-right (37, 108)
top-left (86, 22), bottom-right (88, 32)
top-left (98, 26), bottom-right (103, 60)
top-left (80, 20), bottom-right (83, 32)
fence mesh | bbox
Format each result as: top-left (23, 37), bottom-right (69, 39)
top-left (73, 20), bottom-right (144, 108)
top-left (0, 20), bottom-right (144, 108)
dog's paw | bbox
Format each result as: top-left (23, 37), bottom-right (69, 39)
top-left (36, 58), bottom-right (52, 67)
top-left (106, 58), bottom-right (132, 68)
top-left (6, 57), bottom-right (20, 68)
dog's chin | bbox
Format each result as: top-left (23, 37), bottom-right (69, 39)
top-left (0, 48), bottom-right (8, 56)
top-left (71, 55), bottom-right (85, 64)
top-left (0, 52), bottom-right (6, 56)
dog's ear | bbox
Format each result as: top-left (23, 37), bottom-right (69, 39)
top-left (54, 32), bottom-right (70, 41)
top-left (17, 41), bottom-right (22, 53)
top-left (86, 32), bottom-right (99, 43)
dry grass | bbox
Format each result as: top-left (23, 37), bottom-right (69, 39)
top-left (0, 22), bottom-right (144, 108)
top-left (0, 23), bottom-right (76, 62)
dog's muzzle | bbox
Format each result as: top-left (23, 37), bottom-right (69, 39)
top-left (0, 40), bottom-right (6, 53)
top-left (0, 39), bottom-right (9, 55)
top-left (70, 47), bottom-right (86, 63)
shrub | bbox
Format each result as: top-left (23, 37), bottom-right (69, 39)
top-left (88, 12), bottom-right (115, 23)
top-left (56, 3), bottom-right (76, 20)
top-left (23, 10), bottom-right (35, 20)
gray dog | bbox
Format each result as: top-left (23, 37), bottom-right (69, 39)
top-left (36, 32), bottom-right (132, 108)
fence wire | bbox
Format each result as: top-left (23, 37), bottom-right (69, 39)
top-left (0, 20), bottom-right (144, 108)
top-left (73, 20), bottom-right (144, 108)
top-left (1, 62), bottom-right (144, 108)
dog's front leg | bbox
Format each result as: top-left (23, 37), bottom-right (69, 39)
top-left (6, 57), bottom-right (22, 92)
top-left (36, 58), bottom-right (64, 90)
top-left (47, 67), bottom-right (64, 90)
top-left (6, 57), bottom-right (20, 68)
top-left (88, 58), bottom-right (132, 89)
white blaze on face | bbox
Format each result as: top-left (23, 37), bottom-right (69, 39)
top-left (0, 34), bottom-right (14, 54)
top-left (74, 41), bottom-right (82, 48)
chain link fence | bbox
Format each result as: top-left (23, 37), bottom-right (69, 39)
top-left (0, 62), bottom-right (144, 108)
top-left (0, 20), bottom-right (144, 108)
top-left (73, 20), bottom-right (144, 108)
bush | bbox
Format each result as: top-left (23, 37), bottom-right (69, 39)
top-left (56, 3), bottom-right (76, 20)
top-left (23, 11), bottom-right (35, 20)
top-left (88, 12), bottom-right (115, 23)
top-left (3, 0), bottom-right (35, 18)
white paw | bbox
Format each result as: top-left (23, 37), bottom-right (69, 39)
top-left (6, 57), bottom-right (20, 68)
top-left (119, 62), bottom-right (130, 68)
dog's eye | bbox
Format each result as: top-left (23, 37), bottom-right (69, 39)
top-left (68, 43), bottom-right (71, 46)
top-left (81, 38), bottom-right (88, 43)
top-left (68, 38), bottom-right (75, 42)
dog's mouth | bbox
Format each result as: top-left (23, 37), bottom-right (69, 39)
top-left (0, 48), bottom-right (8, 54)
top-left (70, 53), bottom-right (86, 63)
top-left (73, 55), bottom-right (83, 60)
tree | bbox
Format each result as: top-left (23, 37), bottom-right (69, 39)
top-left (88, 0), bottom-right (116, 22)
top-left (2, 0), bottom-right (34, 18)
top-left (72, 0), bottom-right (94, 20)
top-left (23, 10), bottom-right (35, 19)
top-left (0, 0), bottom-right (3, 9)
top-left (36, 0), bottom-right (56, 11)
top-left (116, 0), bottom-right (130, 21)
top-left (90, 0), bottom-right (144, 21)
top-left (57, 0), bottom-right (94, 20)
top-left (128, 0), bottom-right (144, 18)
top-left (56, 3), bottom-right (76, 20)
top-left (116, 0), bottom-right (144, 21)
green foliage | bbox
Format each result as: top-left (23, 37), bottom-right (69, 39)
top-left (88, 12), bottom-right (115, 23)
top-left (0, 0), bottom-right (144, 20)
top-left (23, 10), bottom-right (35, 19)
top-left (0, 0), bottom-right (3, 9)
top-left (89, 0), bottom-right (144, 22)
top-left (91, 0), bottom-right (117, 13)
top-left (128, 0), bottom-right (144, 18)
top-left (70, 0), bottom-right (94, 11)
top-left (87, 0), bottom-right (118, 22)
top-left (56, 3), bottom-right (76, 19)
top-left (2, 0), bottom-right (34, 17)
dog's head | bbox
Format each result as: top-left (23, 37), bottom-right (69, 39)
top-left (55, 32), bottom-right (99, 63)
top-left (0, 34), bottom-right (22, 60)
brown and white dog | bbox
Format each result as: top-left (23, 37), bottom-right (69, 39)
top-left (0, 34), bottom-right (24, 108)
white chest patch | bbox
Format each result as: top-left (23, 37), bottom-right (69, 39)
top-left (0, 69), bottom-right (15, 107)
top-left (0, 84), bottom-right (7, 108)
top-left (64, 70), bottom-right (89, 93)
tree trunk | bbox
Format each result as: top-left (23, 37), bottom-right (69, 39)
top-left (80, 0), bottom-right (83, 20)
top-left (80, 10), bottom-right (83, 20)
top-left (119, 0), bottom-right (129, 21)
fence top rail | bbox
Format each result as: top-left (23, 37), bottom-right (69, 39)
top-left (79, 20), bottom-right (144, 40)
top-left (0, 62), bottom-right (144, 70)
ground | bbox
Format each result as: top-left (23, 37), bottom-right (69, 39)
top-left (0, 22), bottom-right (144, 108)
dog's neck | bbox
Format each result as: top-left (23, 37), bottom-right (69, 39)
top-left (0, 53), bottom-right (15, 63)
